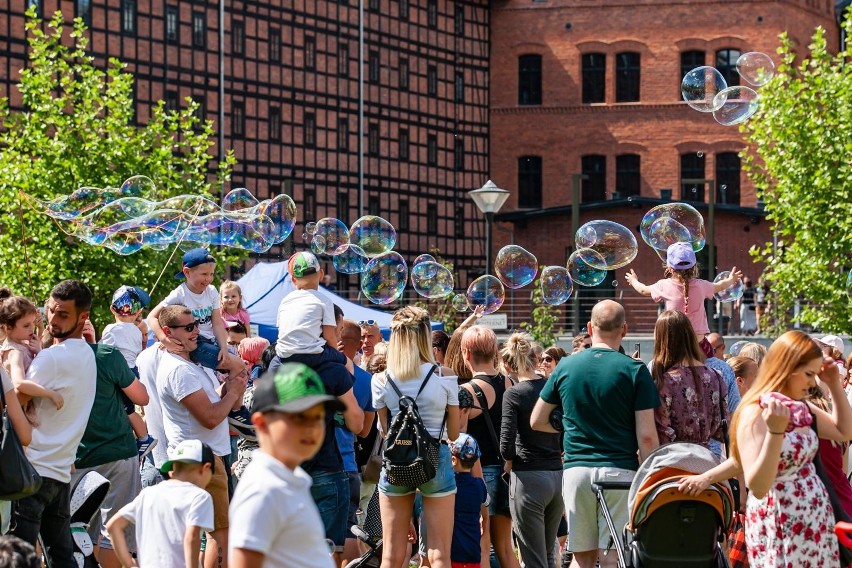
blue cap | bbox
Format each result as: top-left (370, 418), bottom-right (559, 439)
top-left (450, 433), bottom-right (481, 462)
top-left (175, 248), bottom-right (216, 279)
top-left (111, 285), bottom-right (150, 316)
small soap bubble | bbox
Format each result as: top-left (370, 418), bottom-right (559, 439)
top-left (396, 263), bottom-right (406, 273)
top-left (681, 66), bottom-right (728, 112)
top-left (567, 250), bottom-right (607, 287)
top-left (310, 234), bottom-right (327, 255)
top-left (301, 232), bottom-right (310, 242)
top-left (411, 262), bottom-right (454, 299)
top-left (736, 52), bottom-right (775, 87)
top-left (494, 245), bottom-right (538, 289)
top-left (312, 218), bottom-right (350, 256)
top-left (697, 152), bottom-right (704, 158)
top-left (305, 221), bottom-right (317, 235)
top-left (333, 244), bottom-right (369, 274)
top-left (713, 271), bottom-right (744, 302)
top-left (712, 86), bottom-right (759, 126)
top-left (412, 255), bottom-right (438, 278)
top-left (360, 252), bottom-right (408, 305)
top-left (540, 266), bottom-right (573, 305)
top-left (452, 293), bottom-right (469, 312)
top-left (574, 220), bottom-right (637, 270)
top-left (728, 340), bottom-right (750, 357)
top-left (349, 216), bottom-right (397, 257)
top-left (612, 280), bottom-right (618, 287)
top-left (466, 275), bottom-right (506, 315)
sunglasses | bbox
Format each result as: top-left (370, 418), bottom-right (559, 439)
top-left (358, 320), bottom-right (376, 327)
top-left (582, 344), bottom-right (592, 349)
top-left (170, 321), bottom-right (198, 333)
top-left (542, 356), bottom-right (554, 363)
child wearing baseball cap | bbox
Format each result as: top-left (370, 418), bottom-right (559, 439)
top-left (229, 363), bottom-right (344, 568)
top-left (269, 251), bottom-right (349, 375)
top-left (449, 433), bottom-right (489, 568)
top-left (106, 439), bottom-right (215, 568)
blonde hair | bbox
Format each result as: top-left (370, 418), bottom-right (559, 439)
top-left (666, 265), bottom-right (699, 316)
top-left (387, 306), bottom-right (435, 381)
top-left (729, 331), bottom-right (822, 462)
top-left (738, 342), bottom-right (767, 366)
top-left (500, 332), bottom-right (537, 376)
top-left (219, 281), bottom-right (243, 307)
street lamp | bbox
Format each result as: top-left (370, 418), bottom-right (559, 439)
top-left (469, 180), bottom-right (510, 276)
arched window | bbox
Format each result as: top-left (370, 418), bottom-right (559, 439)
top-left (582, 53), bottom-right (606, 103)
top-left (715, 48), bottom-right (741, 87)
top-left (615, 52), bottom-right (640, 102)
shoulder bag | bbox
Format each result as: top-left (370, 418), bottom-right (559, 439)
top-left (0, 386), bottom-right (42, 500)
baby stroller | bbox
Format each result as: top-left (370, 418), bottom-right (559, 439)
top-left (344, 487), bottom-right (383, 568)
top-left (593, 443), bottom-right (734, 568)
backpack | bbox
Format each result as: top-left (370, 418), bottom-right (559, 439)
top-left (382, 365), bottom-right (445, 487)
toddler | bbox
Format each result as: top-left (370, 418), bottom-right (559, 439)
top-left (220, 280), bottom-right (251, 336)
top-left (0, 289), bottom-right (61, 425)
top-left (101, 285), bottom-right (157, 459)
top-left (449, 433), bottom-right (489, 568)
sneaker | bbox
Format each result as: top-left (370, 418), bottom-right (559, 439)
top-left (228, 406), bottom-right (256, 440)
top-left (137, 435), bottom-right (157, 461)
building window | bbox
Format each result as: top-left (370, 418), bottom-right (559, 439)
top-left (518, 54), bottom-right (542, 106)
top-left (25, 0), bottom-right (42, 17)
top-left (518, 156), bottom-right (542, 209)
top-left (165, 6), bottom-right (178, 43)
top-left (454, 205), bottom-right (465, 238)
top-left (454, 139), bottom-right (465, 171)
top-left (615, 52), bottom-right (640, 102)
top-left (268, 29), bottom-right (281, 62)
top-left (305, 37), bottom-right (316, 70)
top-left (337, 192), bottom-right (350, 222)
top-left (582, 53), bottom-right (606, 104)
top-left (455, 5), bottom-right (465, 35)
top-left (338, 43), bottom-right (348, 77)
top-left (427, 65), bottom-right (438, 96)
top-left (368, 196), bottom-right (381, 216)
top-left (76, 0), bottom-right (91, 26)
top-left (231, 101), bottom-right (244, 137)
top-left (232, 20), bottom-right (244, 55)
top-left (399, 0), bottom-right (409, 20)
top-left (680, 50), bottom-right (705, 83)
top-left (454, 71), bottom-right (464, 102)
top-left (305, 113), bottom-right (316, 147)
top-left (369, 0), bottom-right (379, 11)
top-left (615, 154), bottom-right (641, 197)
top-left (715, 152), bottom-right (741, 205)
top-left (192, 12), bottom-right (206, 48)
top-left (399, 58), bottom-right (409, 90)
top-left (269, 107), bottom-right (281, 141)
top-left (304, 189), bottom-right (316, 221)
top-left (581, 155), bottom-right (606, 201)
top-left (427, 0), bottom-right (438, 28)
top-left (369, 51), bottom-right (380, 83)
top-left (427, 203), bottom-right (438, 233)
top-left (337, 118), bottom-right (349, 151)
top-left (165, 90), bottom-right (179, 112)
top-left (427, 134), bottom-right (438, 165)
top-left (368, 123), bottom-right (379, 155)
top-left (680, 152), bottom-right (706, 201)
top-left (121, 0), bottom-right (136, 35)
top-left (398, 129), bottom-right (409, 160)
top-left (716, 48), bottom-right (741, 87)
top-left (398, 199), bottom-right (410, 231)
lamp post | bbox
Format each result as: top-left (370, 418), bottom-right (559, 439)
top-left (571, 173), bottom-right (588, 333)
top-left (469, 180), bottom-right (510, 276)
top-left (681, 177), bottom-right (720, 334)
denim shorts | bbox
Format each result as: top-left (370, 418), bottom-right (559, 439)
top-left (190, 335), bottom-right (223, 371)
top-left (378, 444), bottom-right (456, 498)
top-left (310, 470), bottom-right (349, 551)
top-left (482, 464), bottom-right (510, 517)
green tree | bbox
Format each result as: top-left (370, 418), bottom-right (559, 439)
top-left (0, 11), bottom-right (241, 328)
top-left (741, 22), bottom-right (852, 334)
top-left (413, 248), bottom-right (459, 333)
top-left (520, 271), bottom-right (561, 346)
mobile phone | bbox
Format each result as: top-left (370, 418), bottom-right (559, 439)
top-left (634, 343), bottom-right (641, 357)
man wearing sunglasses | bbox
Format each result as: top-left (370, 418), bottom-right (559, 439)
top-left (155, 305), bottom-right (247, 568)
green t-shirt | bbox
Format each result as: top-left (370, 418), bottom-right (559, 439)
top-left (539, 347), bottom-right (659, 471)
top-left (75, 344), bottom-right (137, 468)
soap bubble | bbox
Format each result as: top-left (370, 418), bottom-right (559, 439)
top-left (120, 175), bottom-right (157, 198)
top-left (360, 251), bottom-right (408, 305)
top-left (305, 221), bottom-right (317, 235)
top-left (712, 86), bottom-right (759, 126)
top-left (332, 244), bottom-right (369, 274)
top-left (222, 188), bottom-right (260, 211)
top-left (643, 217), bottom-right (692, 252)
top-left (311, 218), bottom-right (349, 256)
top-left (714, 271), bottom-right (744, 302)
top-left (574, 220), bottom-right (637, 270)
top-left (412, 254), bottom-right (438, 278)
top-left (681, 66), bottom-right (727, 112)
top-left (466, 275), bottom-right (505, 315)
top-left (567, 250), bottom-right (607, 287)
top-left (640, 203), bottom-right (706, 252)
top-left (411, 262), bottom-right (454, 299)
top-left (494, 245), bottom-right (538, 289)
top-left (452, 293), bottom-right (469, 312)
top-left (728, 340), bottom-right (750, 357)
top-left (736, 52), bottom-right (774, 86)
top-left (697, 151), bottom-right (704, 158)
top-left (349, 216), bottom-right (397, 257)
top-left (540, 266), bottom-right (573, 305)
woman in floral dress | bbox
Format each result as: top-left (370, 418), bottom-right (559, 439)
top-left (730, 330), bottom-right (852, 567)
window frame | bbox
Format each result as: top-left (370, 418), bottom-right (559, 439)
top-left (121, 0), bottom-right (137, 36)
top-left (231, 100), bottom-right (244, 137)
top-left (581, 53), bottom-right (606, 104)
top-left (715, 152), bottom-right (741, 205)
top-left (337, 117), bottom-right (349, 151)
top-left (517, 155), bottom-right (543, 209)
top-left (165, 6), bottom-right (179, 43)
top-left (368, 123), bottom-right (380, 156)
top-left (426, 203), bottom-right (438, 234)
top-left (305, 36), bottom-right (316, 70)
top-left (715, 48), bottom-right (741, 87)
top-left (369, 50), bottom-right (380, 83)
top-left (615, 154), bottom-right (641, 197)
top-left (232, 20), bottom-right (245, 55)
top-left (305, 112), bottom-right (317, 148)
top-left (398, 128), bottom-right (409, 160)
top-left (615, 52), bottom-right (640, 103)
top-left (427, 134), bottom-right (438, 166)
top-left (518, 54), bottom-right (543, 106)
top-left (269, 106), bottom-right (281, 141)
top-left (679, 152), bottom-right (707, 202)
top-left (192, 12), bottom-right (206, 48)
top-left (581, 155), bottom-right (607, 201)
top-left (427, 65), bottom-right (438, 97)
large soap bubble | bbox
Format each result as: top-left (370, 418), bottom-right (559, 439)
top-left (411, 262), bottom-right (454, 299)
top-left (567, 250), bottom-right (607, 287)
top-left (494, 245), bottom-right (537, 289)
top-left (452, 293), bottom-right (469, 312)
top-left (333, 244), bottom-right (369, 274)
top-left (640, 203), bottom-right (706, 252)
top-left (712, 86), bottom-right (759, 126)
top-left (714, 271), bottom-right (744, 302)
top-left (412, 254), bottom-right (438, 278)
top-left (222, 187), bottom-right (260, 211)
top-left (311, 218), bottom-right (350, 256)
top-left (681, 66), bottom-right (727, 112)
top-left (466, 275), bottom-right (505, 315)
top-left (736, 52), bottom-right (774, 87)
top-left (349, 216), bottom-right (397, 257)
top-left (360, 251), bottom-right (408, 305)
top-left (575, 221), bottom-right (637, 270)
top-left (540, 266), bottom-right (573, 305)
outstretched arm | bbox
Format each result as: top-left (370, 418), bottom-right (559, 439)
top-left (712, 266), bottom-right (743, 293)
top-left (624, 269), bottom-right (653, 296)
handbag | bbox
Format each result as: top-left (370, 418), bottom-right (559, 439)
top-left (362, 434), bottom-right (383, 484)
top-left (0, 385), bottom-right (42, 500)
top-left (727, 512), bottom-right (749, 568)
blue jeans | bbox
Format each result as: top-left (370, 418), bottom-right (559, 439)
top-left (9, 477), bottom-right (75, 567)
top-left (190, 335), bottom-right (223, 370)
top-left (378, 444), bottom-right (456, 497)
top-left (310, 470), bottom-right (349, 551)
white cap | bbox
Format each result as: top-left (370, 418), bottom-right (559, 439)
top-left (821, 335), bottom-right (845, 354)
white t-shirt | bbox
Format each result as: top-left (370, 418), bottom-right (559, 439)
top-left (25, 338), bottom-right (97, 483)
top-left (275, 289), bottom-right (336, 357)
top-left (156, 352), bottom-right (231, 456)
top-left (229, 451), bottom-right (335, 568)
top-left (137, 344), bottom-right (168, 467)
top-left (372, 363), bottom-right (459, 439)
top-left (159, 283), bottom-right (220, 340)
top-left (101, 322), bottom-right (143, 369)
top-left (118, 479), bottom-right (214, 568)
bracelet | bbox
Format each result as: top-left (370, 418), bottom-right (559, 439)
top-left (768, 430), bottom-right (786, 435)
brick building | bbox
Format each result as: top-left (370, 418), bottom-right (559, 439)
top-left (489, 0), bottom-right (839, 332)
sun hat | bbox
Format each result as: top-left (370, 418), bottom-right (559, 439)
top-left (820, 335), bottom-right (845, 354)
top-left (666, 241), bottom-right (697, 270)
top-left (450, 432), bottom-right (481, 462)
top-left (287, 251), bottom-right (321, 278)
top-left (253, 362), bottom-right (345, 414)
top-left (110, 285), bottom-right (150, 316)
top-left (159, 439), bottom-right (216, 474)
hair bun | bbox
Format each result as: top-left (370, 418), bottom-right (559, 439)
top-left (0, 288), bottom-right (12, 302)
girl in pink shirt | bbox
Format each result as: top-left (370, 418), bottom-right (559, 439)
top-left (625, 242), bottom-right (742, 336)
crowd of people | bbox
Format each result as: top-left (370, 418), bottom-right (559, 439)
top-left (0, 240), bottom-right (851, 568)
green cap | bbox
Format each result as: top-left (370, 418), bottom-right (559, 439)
top-left (252, 363), bottom-right (345, 414)
top-left (288, 251), bottom-right (320, 278)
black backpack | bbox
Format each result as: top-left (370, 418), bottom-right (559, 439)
top-left (382, 365), bottom-right (445, 487)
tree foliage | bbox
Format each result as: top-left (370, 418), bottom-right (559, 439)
top-left (0, 11), bottom-right (240, 328)
top-left (741, 22), bottom-right (852, 334)
top-left (520, 271), bottom-right (561, 347)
